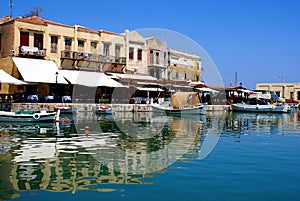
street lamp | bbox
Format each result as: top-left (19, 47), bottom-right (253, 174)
top-left (55, 72), bottom-right (58, 102)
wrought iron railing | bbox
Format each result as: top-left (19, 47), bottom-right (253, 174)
top-left (18, 46), bottom-right (46, 57)
top-left (61, 50), bottom-right (126, 64)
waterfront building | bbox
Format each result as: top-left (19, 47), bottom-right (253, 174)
top-left (124, 30), bottom-right (148, 75)
top-left (168, 49), bottom-right (201, 82)
top-left (146, 37), bottom-right (168, 80)
top-left (0, 16), bottom-right (127, 98)
top-left (0, 15), bottom-right (203, 102)
top-left (256, 82), bottom-right (300, 101)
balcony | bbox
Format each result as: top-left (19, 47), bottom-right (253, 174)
top-left (170, 63), bottom-right (200, 71)
top-left (61, 50), bottom-right (126, 64)
top-left (18, 46), bottom-right (46, 58)
top-left (148, 60), bottom-right (168, 69)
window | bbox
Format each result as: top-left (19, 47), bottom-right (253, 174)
top-left (103, 43), bottom-right (110, 56)
top-left (155, 52), bottom-right (159, 64)
top-left (175, 71), bottom-right (179, 79)
top-left (50, 36), bottom-right (58, 53)
top-left (65, 38), bottom-right (72, 51)
top-left (150, 50), bottom-right (154, 64)
top-left (20, 31), bottom-right (29, 47)
top-left (183, 59), bottom-right (187, 66)
top-left (34, 33), bottom-right (43, 49)
top-left (196, 62), bottom-right (200, 70)
top-left (156, 68), bottom-right (160, 79)
top-left (170, 56), bottom-right (179, 64)
top-left (137, 49), bottom-right (142, 60)
top-left (115, 44), bottom-right (121, 58)
top-left (129, 47), bottom-right (134, 60)
top-left (78, 40), bottom-right (85, 51)
top-left (91, 42), bottom-right (97, 52)
top-left (149, 68), bottom-right (155, 77)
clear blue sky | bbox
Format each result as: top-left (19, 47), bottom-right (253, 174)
top-left (1, 0), bottom-right (299, 88)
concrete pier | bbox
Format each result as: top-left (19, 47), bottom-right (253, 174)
top-left (11, 103), bottom-right (231, 112)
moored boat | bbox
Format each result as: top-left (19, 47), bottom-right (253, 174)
top-left (231, 93), bottom-right (288, 113)
top-left (54, 106), bottom-right (78, 114)
top-left (95, 106), bottom-right (115, 114)
top-left (0, 110), bottom-right (58, 122)
top-left (231, 103), bottom-right (288, 113)
top-left (151, 92), bottom-right (207, 116)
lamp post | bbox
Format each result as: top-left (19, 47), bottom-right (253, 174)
top-left (55, 72), bottom-right (58, 102)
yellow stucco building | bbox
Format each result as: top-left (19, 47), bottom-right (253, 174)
top-left (256, 82), bottom-right (300, 101)
top-left (0, 15), bottom-right (203, 97)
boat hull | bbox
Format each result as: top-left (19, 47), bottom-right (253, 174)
top-left (152, 103), bottom-right (207, 116)
top-left (0, 111), bottom-right (57, 122)
top-left (231, 103), bottom-right (288, 113)
top-left (95, 107), bottom-right (115, 114)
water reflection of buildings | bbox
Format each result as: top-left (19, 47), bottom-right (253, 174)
top-left (3, 111), bottom-right (298, 198)
top-left (0, 112), bottom-right (205, 198)
top-left (223, 112), bottom-right (300, 136)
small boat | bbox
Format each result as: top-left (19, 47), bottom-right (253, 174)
top-left (0, 110), bottom-right (58, 122)
top-left (231, 103), bottom-right (288, 113)
top-left (231, 93), bottom-right (288, 113)
top-left (95, 106), bottom-right (115, 114)
top-left (54, 106), bottom-right (78, 114)
top-left (151, 92), bottom-right (207, 116)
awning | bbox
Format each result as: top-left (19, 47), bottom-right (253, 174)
top-left (107, 73), bottom-right (157, 81)
top-left (137, 87), bottom-right (163, 92)
top-left (0, 69), bottom-right (27, 85)
top-left (195, 87), bottom-right (217, 92)
top-left (59, 70), bottom-right (124, 87)
top-left (12, 57), bottom-right (67, 84)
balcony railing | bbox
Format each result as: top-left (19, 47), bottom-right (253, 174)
top-left (148, 61), bottom-right (168, 69)
top-left (171, 63), bottom-right (200, 71)
top-left (61, 50), bottom-right (126, 64)
top-left (18, 46), bottom-right (46, 57)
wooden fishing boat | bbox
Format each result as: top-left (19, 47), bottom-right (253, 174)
top-left (151, 92), bottom-right (207, 116)
top-left (0, 110), bottom-right (58, 122)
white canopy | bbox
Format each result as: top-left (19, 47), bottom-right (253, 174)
top-left (137, 87), bottom-right (163, 91)
top-left (12, 57), bottom-right (67, 84)
top-left (0, 69), bottom-right (27, 85)
top-left (59, 70), bottom-right (124, 87)
top-left (196, 87), bottom-right (217, 92)
top-left (107, 72), bottom-right (157, 81)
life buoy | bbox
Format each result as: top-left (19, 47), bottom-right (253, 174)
top-left (33, 114), bottom-right (40, 120)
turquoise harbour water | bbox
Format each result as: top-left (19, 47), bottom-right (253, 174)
top-left (0, 110), bottom-right (300, 201)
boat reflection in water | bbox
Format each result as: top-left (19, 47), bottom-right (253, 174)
top-left (1, 111), bottom-right (298, 199)
top-left (0, 112), bottom-right (208, 198)
top-left (223, 112), bottom-right (299, 136)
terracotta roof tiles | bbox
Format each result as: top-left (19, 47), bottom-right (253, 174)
top-left (15, 16), bottom-right (69, 27)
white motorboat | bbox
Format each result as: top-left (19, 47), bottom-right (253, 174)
top-left (231, 93), bottom-right (288, 113)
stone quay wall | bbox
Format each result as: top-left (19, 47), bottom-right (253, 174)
top-left (11, 103), bottom-right (231, 112)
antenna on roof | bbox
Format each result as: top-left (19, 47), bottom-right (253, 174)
top-left (234, 72), bottom-right (238, 86)
top-left (9, 0), bottom-right (13, 17)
